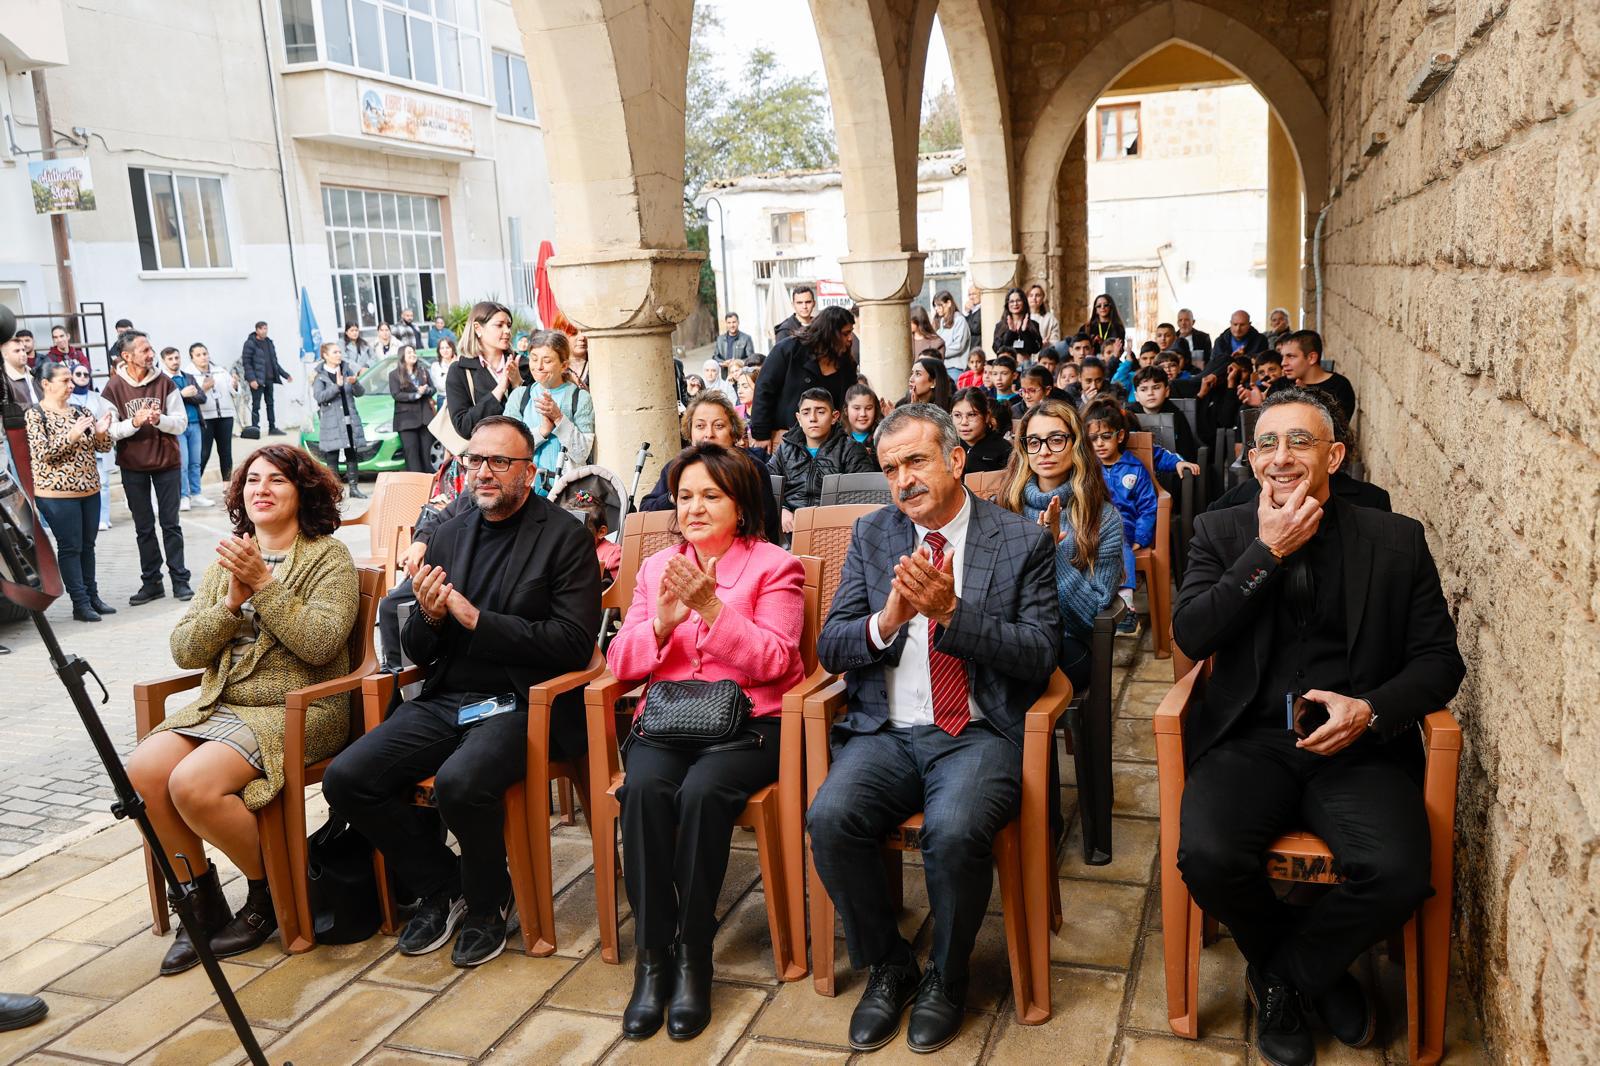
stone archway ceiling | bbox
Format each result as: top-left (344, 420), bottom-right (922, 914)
top-left (1015, 0), bottom-right (1330, 263)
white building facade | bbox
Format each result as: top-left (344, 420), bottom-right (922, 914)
top-left (700, 82), bottom-right (1269, 351)
top-left (0, 0), bottom-right (555, 425)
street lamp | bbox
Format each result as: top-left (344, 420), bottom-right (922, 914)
top-left (702, 196), bottom-right (731, 317)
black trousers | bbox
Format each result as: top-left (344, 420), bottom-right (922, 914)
top-left (618, 717), bottom-right (782, 949)
top-left (397, 427), bottom-right (432, 473)
top-left (324, 447), bottom-right (360, 483)
top-left (121, 467), bottom-right (189, 587)
top-left (200, 417), bottom-right (234, 480)
top-left (1177, 727), bottom-right (1431, 997)
top-left (322, 692), bottom-right (586, 916)
top-left (807, 721), bottom-right (1020, 990)
top-left (377, 579), bottom-right (413, 672)
top-left (36, 496), bottom-right (100, 610)
top-left (250, 383), bottom-right (277, 429)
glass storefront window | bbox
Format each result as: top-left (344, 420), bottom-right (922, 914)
top-left (323, 184), bottom-right (447, 332)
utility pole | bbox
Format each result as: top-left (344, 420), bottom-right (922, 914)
top-left (30, 69), bottom-right (79, 340)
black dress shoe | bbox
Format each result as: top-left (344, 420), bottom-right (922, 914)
top-left (267, 427), bottom-right (286, 436)
top-left (172, 581), bottom-right (195, 602)
top-left (129, 584), bottom-right (166, 606)
top-left (210, 880), bottom-right (277, 957)
top-left (1247, 966), bottom-right (1315, 1066)
top-left (0, 993), bottom-right (48, 1031)
top-left (160, 866), bottom-right (232, 976)
top-left (89, 596), bottom-right (117, 615)
top-left (622, 946), bottom-right (674, 1039)
top-left (849, 955), bottom-right (922, 1051)
top-left (72, 606), bottom-right (103, 622)
top-left (906, 966), bottom-right (965, 1054)
top-left (666, 940), bottom-right (713, 1040)
top-left (1311, 970), bottom-right (1375, 1047)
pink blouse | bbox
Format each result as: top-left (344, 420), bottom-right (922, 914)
top-left (606, 537), bottom-right (806, 718)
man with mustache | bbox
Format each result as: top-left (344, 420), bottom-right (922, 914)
top-left (1172, 388), bottom-right (1464, 1066)
top-left (807, 403), bottom-right (1059, 1053)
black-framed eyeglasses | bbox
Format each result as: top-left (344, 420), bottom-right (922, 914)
top-left (1023, 432), bottom-right (1071, 454)
top-left (1251, 431), bottom-right (1332, 453)
top-left (459, 453), bottom-right (533, 473)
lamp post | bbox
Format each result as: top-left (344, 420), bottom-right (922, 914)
top-left (703, 196), bottom-right (730, 318)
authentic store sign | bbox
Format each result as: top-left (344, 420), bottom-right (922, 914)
top-left (28, 157), bottom-right (96, 214)
top-left (359, 84), bottom-right (474, 152)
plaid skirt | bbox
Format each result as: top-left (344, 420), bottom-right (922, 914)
top-left (170, 709), bottom-right (266, 772)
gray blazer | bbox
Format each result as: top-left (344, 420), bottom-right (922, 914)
top-left (816, 492), bottom-right (1061, 747)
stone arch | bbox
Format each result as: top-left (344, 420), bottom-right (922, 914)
top-left (938, 0), bottom-right (1020, 298)
top-left (1016, 0), bottom-right (1328, 301)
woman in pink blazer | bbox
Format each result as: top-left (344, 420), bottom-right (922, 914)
top-left (607, 443), bottom-right (805, 1042)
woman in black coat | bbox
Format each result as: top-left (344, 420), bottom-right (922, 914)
top-left (991, 287), bottom-right (1042, 360)
top-left (950, 387), bottom-right (1012, 473)
top-left (388, 344), bottom-right (437, 472)
top-left (445, 300), bottom-right (516, 440)
top-left (747, 305), bottom-right (857, 450)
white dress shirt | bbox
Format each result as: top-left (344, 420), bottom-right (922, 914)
top-left (867, 492), bottom-right (983, 727)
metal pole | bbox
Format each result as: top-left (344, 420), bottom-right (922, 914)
top-left (29, 70), bottom-right (79, 342)
top-left (704, 197), bottom-right (729, 317)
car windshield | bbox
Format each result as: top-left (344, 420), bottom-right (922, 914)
top-left (359, 352), bottom-right (437, 397)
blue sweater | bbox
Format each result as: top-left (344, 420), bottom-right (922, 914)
top-left (1100, 451), bottom-right (1158, 548)
top-left (1020, 478), bottom-right (1125, 638)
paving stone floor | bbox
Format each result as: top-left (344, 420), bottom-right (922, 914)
top-left (0, 644), bottom-right (1490, 1066)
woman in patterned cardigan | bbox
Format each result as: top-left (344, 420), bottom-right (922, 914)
top-left (127, 444), bottom-right (359, 977)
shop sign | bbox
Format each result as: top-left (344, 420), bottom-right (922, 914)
top-left (29, 156), bottom-right (96, 214)
top-left (359, 84), bottom-right (474, 152)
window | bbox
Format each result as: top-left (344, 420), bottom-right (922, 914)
top-left (769, 211), bottom-right (807, 245)
top-left (491, 51), bottom-right (536, 120)
top-left (129, 168), bottom-right (234, 271)
top-left (1097, 103), bottom-right (1140, 160)
top-left (287, 0), bottom-right (485, 98)
top-left (323, 185), bottom-right (448, 332)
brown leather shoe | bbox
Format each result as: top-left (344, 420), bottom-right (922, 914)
top-left (159, 866), bottom-right (231, 976)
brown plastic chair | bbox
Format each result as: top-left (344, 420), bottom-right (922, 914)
top-left (134, 566), bottom-right (385, 954)
top-left (360, 647), bottom-right (605, 956)
top-left (962, 466), bottom-right (1012, 503)
top-left (1154, 662), bottom-right (1461, 1063)
top-left (584, 545), bottom-right (826, 981)
top-left (792, 504), bottom-right (1071, 1024)
top-left (1125, 431), bottom-right (1173, 659)
top-left (342, 471), bottom-right (434, 587)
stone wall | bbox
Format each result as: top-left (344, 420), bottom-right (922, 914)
top-left (1321, 0), bottom-right (1600, 1061)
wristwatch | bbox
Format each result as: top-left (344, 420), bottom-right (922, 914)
top-left (1256, 537), bottom-right (1285, 561)
top-left (1359, 699), bottom-right (1379, 732)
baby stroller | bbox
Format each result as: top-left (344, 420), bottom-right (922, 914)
top-left (549, 463), bottom-right (631, 642)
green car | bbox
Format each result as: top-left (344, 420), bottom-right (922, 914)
top-left (300, 351), bottom-right (446, 473)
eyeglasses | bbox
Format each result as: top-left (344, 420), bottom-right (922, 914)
top-left (459, 453), bottom-right (533, 473)
top-left (1023, 432), bottom-right (1071, 454)
top-left (1251, 431), bottom-right (1333, 453)
top-left (1086, 431), bottom-right (1119, 444)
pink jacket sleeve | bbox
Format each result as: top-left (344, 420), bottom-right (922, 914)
top-left (604, 554), bottom-right (665, 684)
top-left (695, 551), bottom-right (804, 684)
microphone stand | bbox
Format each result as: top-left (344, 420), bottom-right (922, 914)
top-left (0, 476), bottom-right (276, 1066)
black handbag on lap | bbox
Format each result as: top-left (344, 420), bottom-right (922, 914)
top-left (305, 814), bottom-right (383, 944)
top-left (630, 678), bottom-right (761, 753)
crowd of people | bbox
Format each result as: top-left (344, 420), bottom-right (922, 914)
top-left (0, 289), bottom-right (1457, 1066)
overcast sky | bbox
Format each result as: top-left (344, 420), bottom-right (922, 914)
top-left (700, 0), bottom-right (954, 101)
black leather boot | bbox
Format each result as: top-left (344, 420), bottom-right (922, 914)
top-left (159, 865), bottom-right (231, 976)
top-left (210, 878), bottom-right (278, 957)
top-left (665, 941), bottom-right (713, 1040)
top-left (622, 946), bottom-right (674, 1039)
top-left (346, 475), bottom-right (367, 500)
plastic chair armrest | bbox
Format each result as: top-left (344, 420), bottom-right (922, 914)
top-left (132, 671), bottom-right (205, 736)
top-left (1152, 662), bottom-right (1204, 738)
top-left (1420, 709), bottom-right (1461, 752)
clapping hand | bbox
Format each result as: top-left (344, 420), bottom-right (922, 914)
top-left (663, 554), bottom-right (721, 625)
top-left (654, 565), bottom-right (691, 640)
top-left (95, 412), bottom-right (113, 435)
top-left (67, 414), bottom-right (95, 441)
top-left (1038, 495), bottom-right (1064, 543)
top-left (535, 391), bottom-right (560, 432)
top-left (216, 534), bottom-right (273, 604)
top-left (892, 545), bottom-right (958, 626)
top-left (412, 563), bottom-right (477, 628)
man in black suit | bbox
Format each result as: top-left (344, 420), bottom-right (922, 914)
top-left (807, 404), bottom-right (1059, 1054)
top-left (1173, 388), bottom-right (1465, 1066)
top-left (1175, 307), bottom-right (1211, 368)
top-left (324, 416), bottom-right (600, 968)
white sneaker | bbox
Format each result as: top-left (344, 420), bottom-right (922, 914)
top-left (180, 496), bottom-right (191, 512)
top-left (192, 494), bottom-right (215, 508)
top-left (98, 522), bottom-right (111, 531)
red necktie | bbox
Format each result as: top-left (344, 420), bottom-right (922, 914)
top-left (923, 532), bottom-right (970, 736)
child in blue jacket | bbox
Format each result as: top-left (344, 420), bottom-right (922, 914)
top-left (1084, 400), bottom-right (1158, 634)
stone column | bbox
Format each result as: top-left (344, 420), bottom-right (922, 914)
top-left (549, 249), bottom-right (704, 488)
top-left (840, 250), bottom-right (925, 399)
top-left (1266, 112), bottom-right (1304, 325)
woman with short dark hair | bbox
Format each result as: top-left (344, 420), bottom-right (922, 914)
top-left (608, 443), bottom-right (805, 1041)
top-left (126, 445), bottom-right (358, 977)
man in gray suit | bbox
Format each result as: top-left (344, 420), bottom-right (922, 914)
top-left (807, 404), bottom-right (1060, 1054)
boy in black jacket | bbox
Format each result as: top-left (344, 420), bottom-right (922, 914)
top-left (770, 387), bottom-right (874, 534)
top-left (1129, 366), bottom-right (1201, 461)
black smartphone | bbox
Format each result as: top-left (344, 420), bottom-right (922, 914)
top-left (1290, 694), bottom-right (1330, 738)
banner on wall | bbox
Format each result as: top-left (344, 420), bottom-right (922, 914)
top-left (29, 157), bottom-right (96, 214)
top-left (359, 84), bottom-right (474, 152)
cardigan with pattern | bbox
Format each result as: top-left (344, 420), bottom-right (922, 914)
top-left (153, 534), bottom-right (360, 810)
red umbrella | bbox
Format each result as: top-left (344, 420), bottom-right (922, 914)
top-left (534, 240), bottom-right (573, 334)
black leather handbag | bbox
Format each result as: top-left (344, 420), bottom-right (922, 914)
top-left (630, 678), bottom-right (760, 753)
top-left (305, 814), bottom-right (383, 944)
